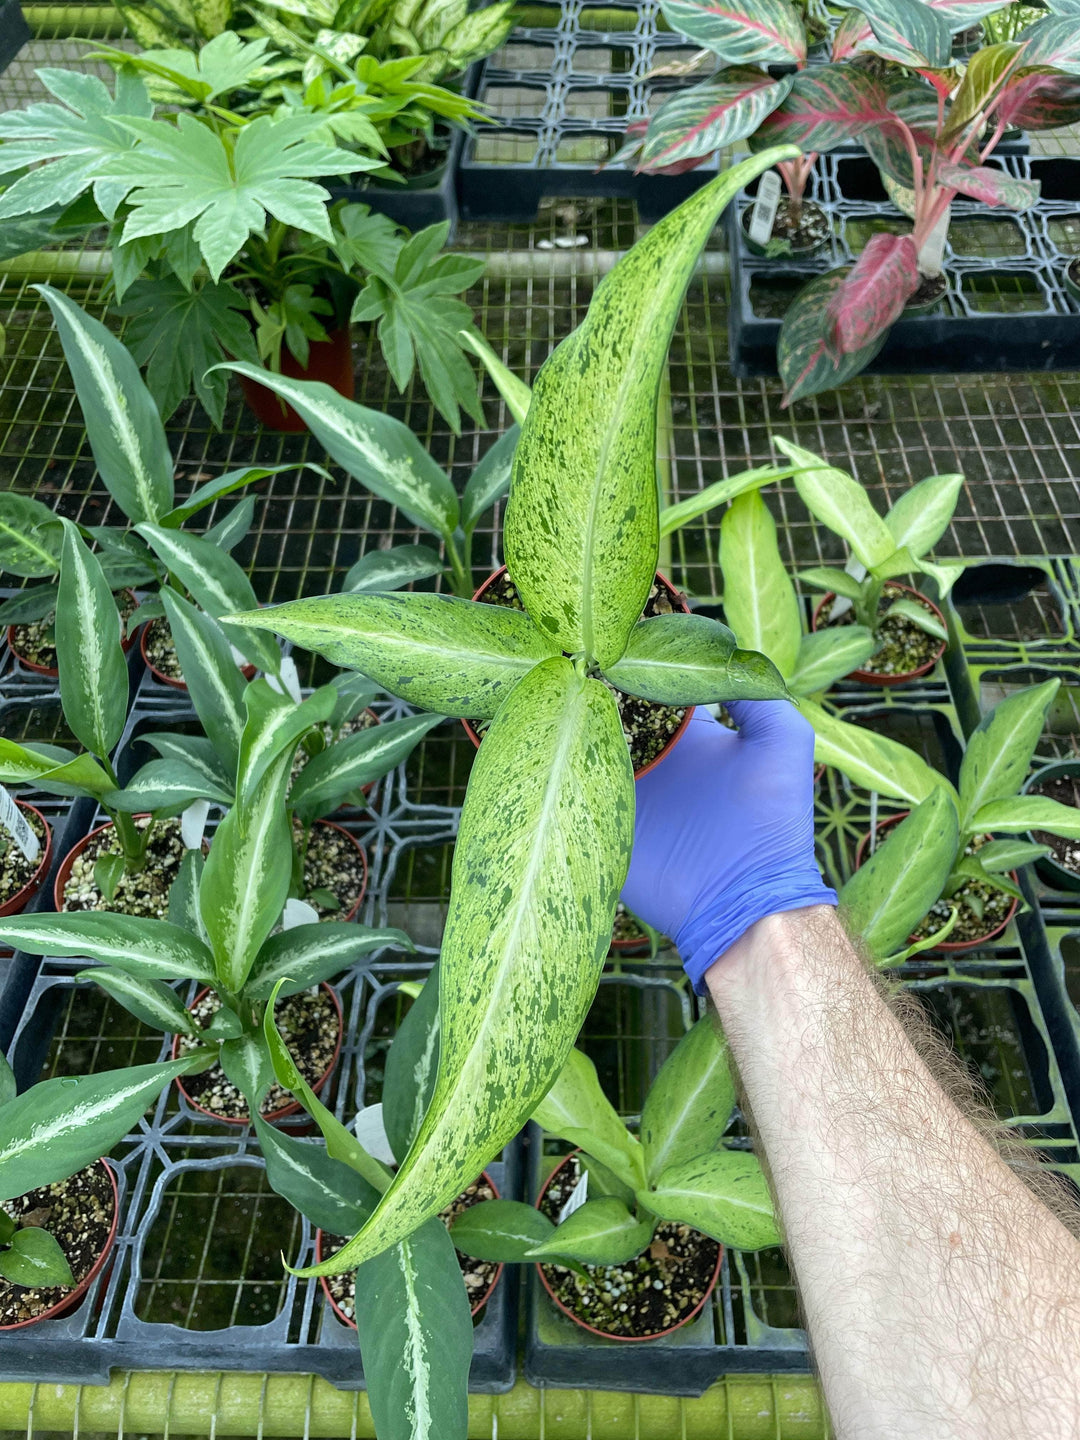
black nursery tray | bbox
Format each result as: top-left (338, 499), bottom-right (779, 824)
top-left (728, 154), bottom-right (1080, 380)
top-left (0, 0), bottom-right (29, 74)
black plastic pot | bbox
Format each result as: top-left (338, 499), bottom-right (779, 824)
top-left (0, 0), bottom-right (28, 73)
top-left (1023, 761), bottom-right (1080, 893)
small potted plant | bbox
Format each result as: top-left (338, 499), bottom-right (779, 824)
top-left (0, 798), bottom-right (52, 920)
top-left (1023, 757), bottom-right (1080, 892)
top-left (450, 1017), bottom-right (777, 1342)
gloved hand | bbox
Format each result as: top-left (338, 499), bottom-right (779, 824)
top-left (622, 701), bottom-right (836, 994)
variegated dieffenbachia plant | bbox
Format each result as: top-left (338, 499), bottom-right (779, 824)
top-left (217, 148), bottom-right (800, 1271)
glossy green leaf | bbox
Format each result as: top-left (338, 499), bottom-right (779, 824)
top-left (219, 1029), bottom-right (273, 1113)
top-left (883, 597), bottom-right (948, 642)
top-left (801, 698), bottom-right (955, 805)
top-left (972, 795), bottom-right (1080, 840)
top-left (603, 613), bottom-right (789, 705)
top-left (533, 1047), bottom-right (646, 1194)
top-left (883, 473), bottom-right (964, 559)
top-left (0, 1227), bottom-right (74, 1288)
top-left (290, 712), bottom-right (442, 824)
top-left (0, 1056), bottom-right (201, 1200)
top-left (246, 922), bottom-right (412, 1003)
top-left (108, 757), bottom-right (234, 811)
top-left (528, 1198), bottom-right (655, 1265)
top-left (213, 364), bottom-right (460, 539)
top-left (788, 627), bottom-right (877, 695)
top-left (461, 425), bottom-right (519, 535)
top-left (343, 544), bottom-right (444, 594)
top-left (161, 464), bottom-right (304, 528)
top-left (298, 657), bottom-right (635, 1274)
top-left (458, 330), bottom-right (531, 425)
top-left (658, 465), bottom-right (798, 538)
top-left (35, 285), bottom-right (172, 524)
top-left (800, 566), bottom-right (863, 601)
top-left (950, 855), bottom-right (1024, 905)
top-left (225, 593), bottom-right (558, 720)
top-left (975, 837), bottom-right (1051, 871)
top-left (839, 789), bottom-right (958, 959)
top-left (56, 522), bottom-right (128, 760)
top-left (146, 734), bottom-right (231, 791)
top-left (642, 1149), bottom-right (779, 1250)
top-left (774, 438), bottom-right (896, 571)
top-left (0, 1054), bottom-right (15, 1109)
top-left (0, 912), bottom-right (216, 983)
top-left (77, 966), bottom-right (197, 1036)
top-left (641, 1017), bottom-right (736, 1184)
top-left (0, 584), bottom-right (60, 626)
top-left (450, 1198), bottom-right (554, 1261)
top-left (383, 968), bottom-right (440, 1164)
top-left (776, 270), bottom-right (890, 406)
top-left (505, 149), bottom-right (797, 670)
top-left (328, 674), bottom-right (380, 730)
top-left (236, 680), bottom-right (337, 817)
top-left (0, 740), bottom-right (113, 801)
top-left (169, 850), bottom-right (206, 940)
top-left (958, 681), bottom-right (1059, 830)
top-left (160, 588), bottom-right (247, 776)
top-left (254, 1116), bottom-right (376, 1235)
top-left (719, 489), bottom-right (801, 678)
top-left (0, 494), bottom-right (63, 578)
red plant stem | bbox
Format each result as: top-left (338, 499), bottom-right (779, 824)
top-left (892, 115), bottom-right (927, 224)
top-left (979, 115), bottom-right (1007, 163)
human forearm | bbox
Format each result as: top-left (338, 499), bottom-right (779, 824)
top-left (707, 907), bottom-right (1080, 1440)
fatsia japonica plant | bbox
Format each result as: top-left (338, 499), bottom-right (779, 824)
top-left (219, 147), bottom-right (799, 1271)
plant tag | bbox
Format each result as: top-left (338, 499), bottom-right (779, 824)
top-left (917, 204), bottom-right (950, 278)
top-left (278, 656), bottom-right (302, 704)
top-left (558, 1168), bottom-right (588, 1224)
top-left (282, 897), bottom-right (320, 929)
top-left (0, 786), bottom-right (39, 864)
top-left (748, 170), bottom-right (782, 247)
top-left (353, 1103), bottom-right (397, 1165)
top-left (181, 799), bottom-right (210, 851)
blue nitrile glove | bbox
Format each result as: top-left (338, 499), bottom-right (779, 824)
top-left (622, 701), bottom-right (837, 994)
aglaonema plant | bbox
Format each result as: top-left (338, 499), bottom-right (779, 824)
top-left (217, 147), bottom-right (800, 1271)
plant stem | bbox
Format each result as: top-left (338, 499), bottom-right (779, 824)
top-left (445, 536), bottom-right (473, 598)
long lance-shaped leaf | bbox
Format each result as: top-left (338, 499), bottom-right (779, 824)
top-left (972, 795), bottom-right (1080, 839)
top-left (943, 40), bottom-right (1024, 139)
top-left (0, 913), bottom-right (216, 983)
top-left (343, 545), bottom-right (444, 594)
top-left (844, 0), bottom-right (951, 65)
top-left (1017, 15), bottom-right (1080, 74)
top-left (719, 489), bottom-right (801, 679)
top-left (825, 232), bottom-right (919, 358)
top-left (237, 679), bottom-right (337, 817)
top-left (839, 789), bottom-right (958, 959)
top-left (77, 966), bottom-right (199, 1035)
top-left (788, 627), bottom-right (877, 694)
top-left (137, 523), bottom-right (280, 674)
top-left (109, 757), bottom-right (234, 811)
top-left (254, 1116), bottom-right (376, 1235)
top-left (659, 0), bottom-right (805, 65)
top-left (602, 613), bottom-right (789, 705)
top-left (160, 462), bottom-right (327, 527)
top-left (293, 656), bottom-right (635, 1274)
top-left (777, 270), bottom-right (890, 406)
top-left (0, 1055), bottom-right (205, 1200)
top-left (935, 161), bottom-right (1040, 211)
top-left (458, 332), bottom-right (532, 426)
top-left (636, 70), bottom-right (794, 172)
top-left (224, 593), bottom-right (559, 720)
top-left (641, 1149), bottom-right (779, 1249)
top-left (751, 65), bottom-right (893, 153)
top-left (504, 147), bottom-right (797, 670)
top-left (290, 712), bottom-right (443, 824)
top-left (884, 473), bottom-right (964, 559)
top-left (957, 680), bottom-right (1059, 830)
top-left (461, 426), bottom-right (520, 536)
top-left (245, 921), bottom-right (414, 1003)
top-left (532, 1046), bottom-right (647, 1193)
top-left (450, 1198), bottom-right (555, 1261)
top-left (0, 494), bottom-right (63, 578)
top-left (55, 521), bottom-right (129, 760)
top-left (641, 1017), bottom-right (736, 1184)
top-left (35, 285), bottom-right (173, 524)
top-left (801, 698), bottom-right (956, 806)
top-left (0, 738), bottom-right (114, 801)
top-left (772, 438), bottom-right (896, 570)
top-left (658, 464), bottom-right (799, 537)
top-left (211, 364), bottom-right (460, 540)
top-left (383, 968), bottom-right (440, 1164)
top-left (160, 588), bottom-right (247, 776)
top-left (528, 1198), bottom-right (655, 1265)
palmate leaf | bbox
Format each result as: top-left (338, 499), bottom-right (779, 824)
top-left (107, 112), bottom-right (367, 281)
top-left (660, 0), bottom-right (806, 66)
top-left (778, 270), bottom-right (890, 406)
top-left (635, 70), bottom-right (794, 172)
top-left (296, 656), bottom-right (635, 1274)
top-left (825, 232), bottom-right (919, 357)
top-left (91, 33), bottom-right (274, 105)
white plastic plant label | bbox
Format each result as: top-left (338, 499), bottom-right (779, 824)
top-left (353, 1103), bottom-right (397, 1165)
top-left (558, 1168), bottom-right (589, 1224)
top-left (918, 204), bottom-right (950, 278)
top-left (748, 170), bottom-right (782, 247)
top-left (0, 785), bottom-right (39, 864)
top-left (282, 897), bottom-right (320, 929)
top-left (181, 799), bottom-right (211, 852)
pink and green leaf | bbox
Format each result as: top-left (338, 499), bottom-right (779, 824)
top-left (997, 70), bottom-right (1080, 130)
top-left (778, 270), bottom-right (890, 406)
top-left (636, 70), bottom-right (794, 171)
top-left (943, 42), bottom-right (1024, 139)
top-left (660, 0), bottom-right (806, 66)
top-left (825, 232), bottom-right (919, 356)
top-left (751, 64), bottom-right (893, 152)
top-left (935, 160), bottom-right (1040, 208)
top-left (1017, 15), bottom-right (1080, 74)
top-left (833, 0), bottom-right (1012, 57)
top-left (848, 0), bottom-right (952, 68)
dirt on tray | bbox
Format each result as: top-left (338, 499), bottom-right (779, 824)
top-left (0, 1162), bottom-right (114, 1327)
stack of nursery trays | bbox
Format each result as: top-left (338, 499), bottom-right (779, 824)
top-left (728, 154), bottom-right (1080, 379)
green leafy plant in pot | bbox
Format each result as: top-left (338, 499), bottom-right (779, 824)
top-left (217, 147), bottom-right (799, 1274)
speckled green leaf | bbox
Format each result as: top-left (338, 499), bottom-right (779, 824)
top-left (55, 522), bottom-right (128, 760)
top-left (290, 712), bottom-right (443, 824)
top-left (884, 473), bottom-right (964, 558)
top-left (505, 149), bottom-right (797, 670)
top-left (533, 1046), bottom-right (647, 1193)
top-left (958, 680), bottom-right (1058, 829)
top-left (529, 1198), bottom-right (655, 1265)
top-left (225, 593), bottom-right (558, 719)
top-left (774, 438), bottom-right (896, 570)
top-left (603, 613), bottom-right (789, 705)
top-left (642, 1149), bottom-right (779, 1250)
top-left (719, 490), bottom-right (801, 679)
top-left (213, 364), bottom-right (460, 539)
top-left (973, 795), bottom-right (1080, 840)
top-left (641, 1017), bottom-right (736, 1184)
top-left (295, 656), bottom-right (635, 1274)
top-left (0, 912), bottom-right (215, 983)
top-left (787, 627), bottom-right (877, 695)
top-left (801, 698), bottom-right (955, 805)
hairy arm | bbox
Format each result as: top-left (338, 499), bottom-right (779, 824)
top-left (708, 906), bottom-right (1080, 1440)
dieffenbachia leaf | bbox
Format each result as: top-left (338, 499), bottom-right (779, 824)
top-left (76, 966), bottom-right (198, 1036)
top-left (212, 364), bottom-right (460, 540)
top-left (602, 613), bottom-right (789, 705)
top-left (383, 967), bottom-right (441, 1164)
top-left (461, 425), bottom-right (520, 535)
top-left (296, 656), bottom-right (635, 1274)
top-left (641, 1149), bottom-right (779, 1249)
top-left (245, 921), bottom-right (413, 1003)
top-left (773, 438), bottom-right (897, 571)
top-left (343, 544), bottom-right (445, 594)
top-left (0, 739), bottom-right (113, 801)
top-left (219, 1029), bottom-right (274, 1114)
top-left (659, 464), bottom-right (798, 537)
top-left (0, 912), bottom-right (216, 983)
top-left (289, 712), bottom-right (443, 824)
top-left (0, 1227), bottom-right (74, 1288)
top-left (450, 1198), bottom-right (555, 1261)
top-left (532, 1046), bottom-right (647, 1194)
top-left (55, 521), bottom-right (129, 760)
top-left (788, 627), bottom-right (877, 695)
top-left (0, 1055), bottom-right (205, 1200)
top-left (777, 270), bottom-right (890, 406)
top-left (108, 757), bottom-right (234, 811)
top-left (528, 1198), bottom-right (655, 1266)
top-left (0, 494), bottom-right (63, 578)
top-left (35, 286), bottom-right (173, 524)
top-left (825, 232), bottom-right (919, 357)
top-left (255, 1117), bottom-right (376, 1236)
top-left (635, 70), bottom-right (794, 171)
top-left (882, 597), bottom-right (948, 642)
top-left (660, 0), bottom-right (805, 65)
top-left (162, 465), bottom-right (312, 528)
top-left (236, 679), bottom-right (337, 817)
top-left (719, 489), bottom-right (801, 679)
top-left (976, 837), bottom-right (1051, 871)
top-left (504, 147), bottom-right (797, 670)
top-left (935, 161), bottom-right (1040, 212)
top-left (641, 1017), bottom-right (736, 1184)
top-left (957, 680), bottom-right (1059, 831)
top-left (839, 789), bottom-right (958, 959)
top-left (801, 698), bottom-right (956, 806)
top-left (884, 473), bottom-right (964, 559)
top-left (971, 796), bottom-right (1080, 840)
top-left (225, 592), bottom-right (559, 719)
top-left (160, 588), bottom-right (247, 776)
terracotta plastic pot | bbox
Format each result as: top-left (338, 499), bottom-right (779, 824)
top-left (1022, 760), bottom-right (1080, 893)
top-left (238, 329), bottom-right (355, 433)
top-left (7, 590), bottom-right (139, 679)
top-left (139, 620), bottom-right (257, 692)
top-left (316, 1169), bottom-right (504, 1325)
top-left (174, 981), bottom-right (344, 1125)
top-left (0, 1160), bottom-right (119, 1332)
top-left (463, 568), bottom-right (694, 779)
top-left (811, 582), bottom-right (947, 686)
top-left (0, 803), bottom-right (52, 918)
top-left (534, 1151), bottom-right (723, 1342)
top-left (856, 812), bottom-right (1020, 952)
